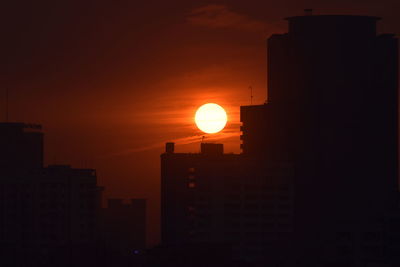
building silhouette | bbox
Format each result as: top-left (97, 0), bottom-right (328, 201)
top-left (161, 14), bottom-right (399, 266)
top-left (242, 14), bottom-right (398, 266)
top-left (161, 143), bottom-right (295, 263)
top-left (0, 123), bottom-right (103, 267)
top-left (99, 198), bottom-right (146, 266)
top-left (0, 123), bottom-right (43, 170)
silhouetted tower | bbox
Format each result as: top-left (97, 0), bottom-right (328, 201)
top-left (0, 122), bottom-right (44, 169)
top-left (0, 123), bottom-right (104, 266)
top-left (241, 15), bottom-right (398, 265)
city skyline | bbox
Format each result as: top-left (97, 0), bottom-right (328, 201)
top-left (2, 0), bottom-right (400, 256)
top-left (160, 13), bottom-right (399, 266)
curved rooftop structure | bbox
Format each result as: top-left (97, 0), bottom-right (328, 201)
top-left (284, 15), bottom-right (381, 37)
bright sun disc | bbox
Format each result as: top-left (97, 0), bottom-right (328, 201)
top-left (195, 103), bottom-right (227, 134)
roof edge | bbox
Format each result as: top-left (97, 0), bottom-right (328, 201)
top-left (285, 15), bottom-right (381, 21)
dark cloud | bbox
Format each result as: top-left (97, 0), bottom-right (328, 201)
top-left (187, 4), bottom-right (268, 33)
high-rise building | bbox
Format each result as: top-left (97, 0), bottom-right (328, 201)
top-left (161, 143), bottom-right (294, 263)
top-left (239, 15), bottom-right (398, 266)
top-left (0, 123), bottom-right (44, 169)
top-left (0, 123), bottom-right (103, 267)
top-left (0, 165), bottom-right (103, 266)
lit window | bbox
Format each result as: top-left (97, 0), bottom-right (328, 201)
top-left (188, 182), bottom-right (196, 188)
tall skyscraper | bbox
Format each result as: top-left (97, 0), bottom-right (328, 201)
top-left (0, 123), bottom-right (44, 170)
top-left (0, 123), bottom-right (103, 267)
top-left (240, 15), bottom-right (398, 266)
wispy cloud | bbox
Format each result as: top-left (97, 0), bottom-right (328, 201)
top-left (187, 4), bottom-right (267, 32)
top-left (99, 130), bottom-right (240, 158)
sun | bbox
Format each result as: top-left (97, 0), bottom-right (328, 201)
top-left (195, 103), bottom-right (228, 134)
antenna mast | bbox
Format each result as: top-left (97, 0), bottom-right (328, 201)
top-left (249, 86), bottom-right (253, 105)
top-left (5, 89), bottom-right (8, 122)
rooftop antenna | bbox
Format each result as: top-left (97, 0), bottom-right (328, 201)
top-left (201, 135), bottom-right (205, 143)
top-left (304, 8), bottom-right (313, 16)
top-left (5, 88), bottom-right (8, 122)
top-left (249, 86), bottom-right (253, 105)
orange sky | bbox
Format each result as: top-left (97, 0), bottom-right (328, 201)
top-left (2, 0), bottom-right (400, 246)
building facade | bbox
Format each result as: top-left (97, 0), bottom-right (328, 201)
top-left (100, 198), bottom-right (146, 265)
top-left (240, 15), bottom-right (399, 266)
top-left (0, 123), bottom-right (103, 267)
top-left (0, 123), bottom-right (43, 170)
top-left (161, 143), bottom-right (294, 263)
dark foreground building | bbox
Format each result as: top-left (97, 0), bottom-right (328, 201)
top-left (99, 198), bottom-right (147, 266)
top-left (161, 14), bottom-right (399, 267)
top-left (241, 14), bottom-right (399, 266)
top-left (0, 165), bottom-right (102, 267)
top-left (0, 123), bottom-right (103, 267)
top-left (161, 143), bottom-right (294, 263)
top-left (0, 123), bottom-right (44, 170)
